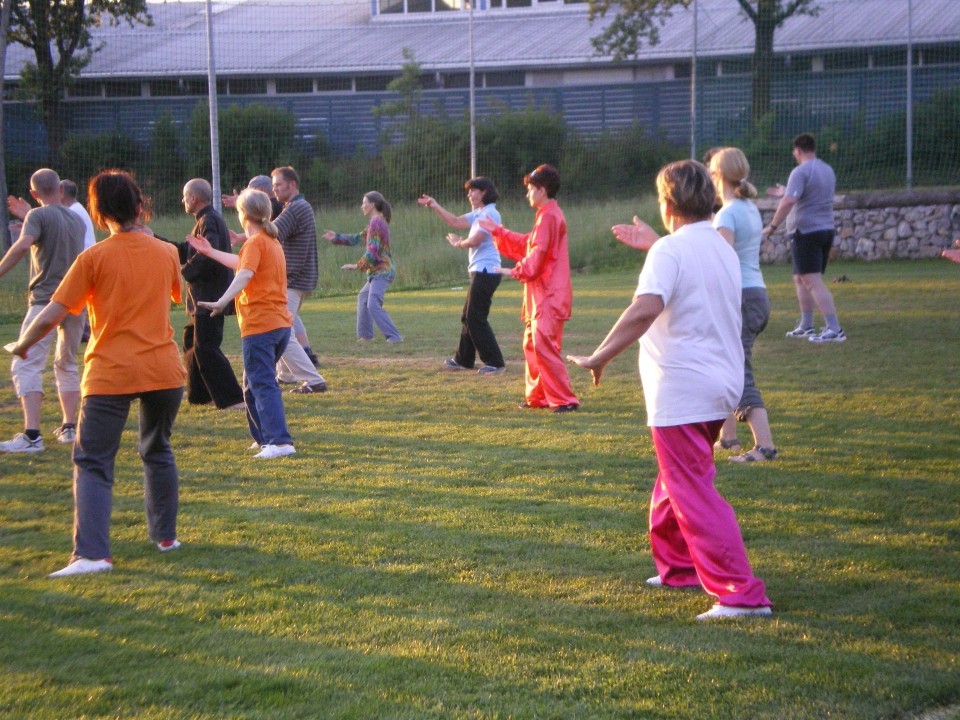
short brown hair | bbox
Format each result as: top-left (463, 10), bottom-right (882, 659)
top-left (88, 170), bottom-right (149, 230)
top-left (655, 160), bottom-right (716, 222)
top-left (523, 164), bottom-right (560, 199)
top-left (271, 166), bottom-right (300, 186)
top-left (793, 133), bottom-right (816, 153)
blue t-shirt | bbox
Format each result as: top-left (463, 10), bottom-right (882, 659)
top-left (786, 158), bottom-right (836, 234)
top-left (463, 204), bottom-right (502, 274)
top-left (714, 199), bottom-right (765, 290)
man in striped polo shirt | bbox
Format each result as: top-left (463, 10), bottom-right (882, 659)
top-left (231, 167), bottom-right (328, 393)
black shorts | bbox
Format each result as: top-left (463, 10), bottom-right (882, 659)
top-left (791, 229), bottom-right (835, 275)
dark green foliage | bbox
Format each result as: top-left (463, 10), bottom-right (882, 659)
top-left (141, 113), bottom-right (187, 216)
top-left (477, 105), bottom-right (568, 191)
top-left (562, 125), bottom-right (679, 200)
top-left (59, 131), bottom-right (142, 191)
top-left (186, 101), bottom-right (300, 192)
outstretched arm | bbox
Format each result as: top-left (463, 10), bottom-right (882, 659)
top-left (196, 269), bottom-right (253, 317)
top-left (566, 293), bottom-right (664, 386)
top-left (6, 302), bottom-right (70, 358)
top-left (418, 194), bottom-right (470, 230)
top-left (186, 234), bottom-right (239, 270)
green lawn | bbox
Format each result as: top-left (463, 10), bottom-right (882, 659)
top-left (1, 260), bottom-right (958, 719)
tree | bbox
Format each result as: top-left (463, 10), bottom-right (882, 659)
top-left (587, 0), bottom-right (820, 122)
top-left (7, 0), bottom-right (152, 163)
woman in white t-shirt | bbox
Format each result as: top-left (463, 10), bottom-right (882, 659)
top-left (567, 160), bottom-right (772, 621)
top-left (709, 147), bottom-right (779, 463)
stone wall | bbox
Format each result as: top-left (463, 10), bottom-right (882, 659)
top-left (756, 189), bottom-right (960, 264)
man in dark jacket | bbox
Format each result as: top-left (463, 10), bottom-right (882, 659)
top-left (178, 178), bottom-right (244, 408)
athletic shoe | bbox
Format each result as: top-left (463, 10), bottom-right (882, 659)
top-left (477, 365), bottom-right (505, 375)
top-left (645, 575), bottom-right (701, 591)
top-left (54, 425), bottom-right (76, 444)
top-left (552, 404), bottom-right (579, 414)
top-left (385, 337), bottom-right (404, 343)
top-left (157, 539), bottom-right (181, 553)
top-left (254, 444), bottom-right (296, 459)
top-left (809, 328), bottom-right (847, 343)
top-left (48, 558), bottom-right (113, 578)
top-left (645, 575), bottom-right (663, 587)
top-left (0, 433), bottom-right (44, 454)
top-left (696, 604), bottom-right (772, 621)
top-left (785, 325), bottom-right (816, 338)
top-left (290, 381), bottom-right (327, 394)
top-left (443, 358), bottom-right (470, 371)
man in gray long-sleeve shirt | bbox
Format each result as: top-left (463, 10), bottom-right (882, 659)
top-left (232, 167), bottom-right (327, 393)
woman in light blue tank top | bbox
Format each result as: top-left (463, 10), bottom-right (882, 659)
top-left (709, 148), bottom-right (779, 464)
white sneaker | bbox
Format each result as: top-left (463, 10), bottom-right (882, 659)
top-left (48, 558), bottom-right (113, 577)
top-left (55, 425), bottom-right (76, 444)
top-left (157, 539), bottom-right (181, 552)
top-left (0, 432), bottom-right (44, 454)
top-left (696, 604), bottom-right (772, 621)
top-left (254, 444), bottom-right (295, 459)
top-left (809, 327), bottom-right (847, 343)
top-left (645, 575), bottom-right (663, 587)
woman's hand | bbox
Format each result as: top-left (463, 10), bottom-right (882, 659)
top-left (196, 300), bottom-right (224, 317)
top-left (3, 340), bottom-right (26, 359)
top-left (417, 194), bottom-right (436, 209)
top-left (341, 263), bottom-right (358, 271)
top-left (322, 230), bottom-right (337, 242)
top-left (566, 354), bottom-right (607, 387)
top-left (612, 216), bottom-right (659, 251)
top-left (446, 233), bottom-right (462, 248)
top-left (186, 234), bottom-right (212, 255)
top-left (477, 216), bottom-right (499, 234)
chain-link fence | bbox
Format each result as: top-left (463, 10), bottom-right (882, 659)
top-left (2, 0), bottom-right (958, 215)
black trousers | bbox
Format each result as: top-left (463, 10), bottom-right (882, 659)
top-left (183, 312), bottom-right (244, 408)
top-left (454, 270), bottom-right (505, 369)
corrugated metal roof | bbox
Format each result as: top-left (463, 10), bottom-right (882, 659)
top-left (3, 0), bottom-right (958, 79)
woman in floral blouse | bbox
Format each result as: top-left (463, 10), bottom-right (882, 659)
top-left (323, 191), bottom-right (402, 343)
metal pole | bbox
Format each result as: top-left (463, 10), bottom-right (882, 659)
top-left (690, 0), bottom-right (698, 159)
top-left (906, 0), bottom-right (913, 189)
top-left (468, 0), bottom-right (477, 178)
top-left (205, 0), bottom-right (223, 212)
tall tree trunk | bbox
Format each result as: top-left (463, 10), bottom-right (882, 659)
top-left (751, 0), bottom-right (778, 122)
top-left (0, 0), bottom-right (13, 249)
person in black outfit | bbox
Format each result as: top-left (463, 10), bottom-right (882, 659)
top-left (176, 179), bottom-right (245, 409)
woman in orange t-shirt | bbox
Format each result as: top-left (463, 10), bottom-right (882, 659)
top-left (9, 170), bottom-right (186, 577)
top-left (188, 189), bottom-right (294, 460)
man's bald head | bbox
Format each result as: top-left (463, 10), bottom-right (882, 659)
top-left (30, 169), bottom-right (62, 202)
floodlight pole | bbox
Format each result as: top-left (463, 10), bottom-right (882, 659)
top-left (689, 0), bottom-right (698, 160)
top-left (205, 0), bottom-right (223, 212)
top-left (468, 0), bottom-right (477, 178)
top-left (906, 0), bottom-right (914, 189)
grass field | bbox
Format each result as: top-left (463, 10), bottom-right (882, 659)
top-left (1, 259), bottom-right (958, 719)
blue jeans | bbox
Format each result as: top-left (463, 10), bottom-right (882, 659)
top-left (73, 387), bottom-right (183, 560)
top-left (242, 327), bottom-right (293, 446)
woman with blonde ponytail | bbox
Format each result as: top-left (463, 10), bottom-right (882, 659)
top-left (188, 189), bottom-right (296, 459)
top-left (709, 147), bottom-right (779, 464)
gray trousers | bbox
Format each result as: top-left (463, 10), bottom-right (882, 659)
top-left (737, 286), bottom-right (771, 415)
top-left (357, 275), bottom-right (402, 341)
top-left (71, 387), bottom-right (183, 561)
top-left (276, 288), bottom-right (326, 384)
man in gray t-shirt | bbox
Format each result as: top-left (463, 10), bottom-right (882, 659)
top-left (0, 168), bottom-right (86, 453)
top-left (763, 133), bottom-right (846, 344)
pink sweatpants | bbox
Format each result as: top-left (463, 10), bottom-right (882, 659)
top-left (522, 316), bottom-right (579, 409)
top-left (649, 420), bottom-right (771, 608)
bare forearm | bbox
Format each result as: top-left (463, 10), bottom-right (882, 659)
top-left (13, 302), bottom-right (70, 354)
top-left (590, 295), bottom-right (663, 363)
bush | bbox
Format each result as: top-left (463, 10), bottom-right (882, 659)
top-left (187, 101), bottom-right (301, 191)
top-left (59, 132), bottom-right (142, 192)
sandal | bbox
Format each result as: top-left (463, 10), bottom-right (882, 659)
top-left (729, 446), bottom-right (778, 463)
top-left (714, 437), bottom-right (742, 452)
